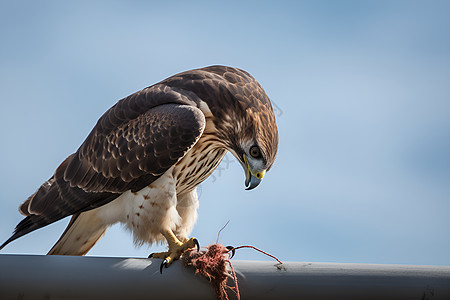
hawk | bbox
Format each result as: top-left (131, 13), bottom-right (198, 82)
top-left (0, 65), bottom-right (279, 268)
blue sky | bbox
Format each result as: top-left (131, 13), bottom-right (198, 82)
top-left (1, 0), bottom-right (449, 265)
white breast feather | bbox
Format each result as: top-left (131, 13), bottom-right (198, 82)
top-left (91, 115), bottom-right (223, 247)
top-left (95, 168), bottom-right (184, 245)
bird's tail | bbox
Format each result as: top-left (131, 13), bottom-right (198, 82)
top-left (47, 210), bottom-right (108, 255)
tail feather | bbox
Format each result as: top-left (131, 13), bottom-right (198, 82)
top-left (1, 153), bottom-right (117, 252)
top-left (47, 209), bottom-right (108, 255)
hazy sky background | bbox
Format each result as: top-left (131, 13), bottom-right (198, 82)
top-left (1, 0), bottom-right (449, 266)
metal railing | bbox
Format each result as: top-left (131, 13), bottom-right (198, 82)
top-left (1, 254), bottom-right (449, 299)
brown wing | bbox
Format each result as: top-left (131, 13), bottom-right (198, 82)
top-left (63, 103), bottom-right (205, 193)
top-left (1, 103), bottom-right (205, 250)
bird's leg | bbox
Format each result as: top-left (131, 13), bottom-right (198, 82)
top-left (149, 229), bottom-right (199, 272)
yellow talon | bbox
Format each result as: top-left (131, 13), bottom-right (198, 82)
top-left (149, 230), bottom-right (199, 273)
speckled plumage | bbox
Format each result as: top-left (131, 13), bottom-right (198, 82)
top-left (1, 65), bottom-right (279, 255)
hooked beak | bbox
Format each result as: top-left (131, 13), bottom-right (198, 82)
top-left (243, 154), bottom-right (266, 190)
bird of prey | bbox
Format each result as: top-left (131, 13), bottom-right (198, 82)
top-left (0, 65), bottom-right (279, 268)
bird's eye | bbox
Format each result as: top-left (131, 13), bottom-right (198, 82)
top-left (249, 145), bottom-right (261, 158)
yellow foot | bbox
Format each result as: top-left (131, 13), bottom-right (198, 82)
top-left (149, 231), bottom-right (200, 273)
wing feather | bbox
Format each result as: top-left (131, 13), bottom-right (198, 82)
top-left (1, 99), bottom-right (205, 250)
top-left (66, 103), bottom-right (205, 192)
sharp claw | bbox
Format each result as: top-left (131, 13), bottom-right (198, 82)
top-left (226, 246), bottom-right (235, 259)
top-left (193, 238), bottom-right (200, 252)
top-left (160, 259), bottom-right (168, 274)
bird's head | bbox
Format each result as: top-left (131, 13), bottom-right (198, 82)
top-left (230, 102), bottom-right (278, 190)
top-left (199, 66), bottom-right (279, 190)
top-left (236, 139), bottom-right (274, 190)
top-left (164, 65), bottom-right (279, 190)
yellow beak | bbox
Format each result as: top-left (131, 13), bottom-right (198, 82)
top-left (243, 154), bottom-right (266, 190)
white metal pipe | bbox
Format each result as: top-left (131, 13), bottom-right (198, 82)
top-left (1, 254), bottom-right (449, 299)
